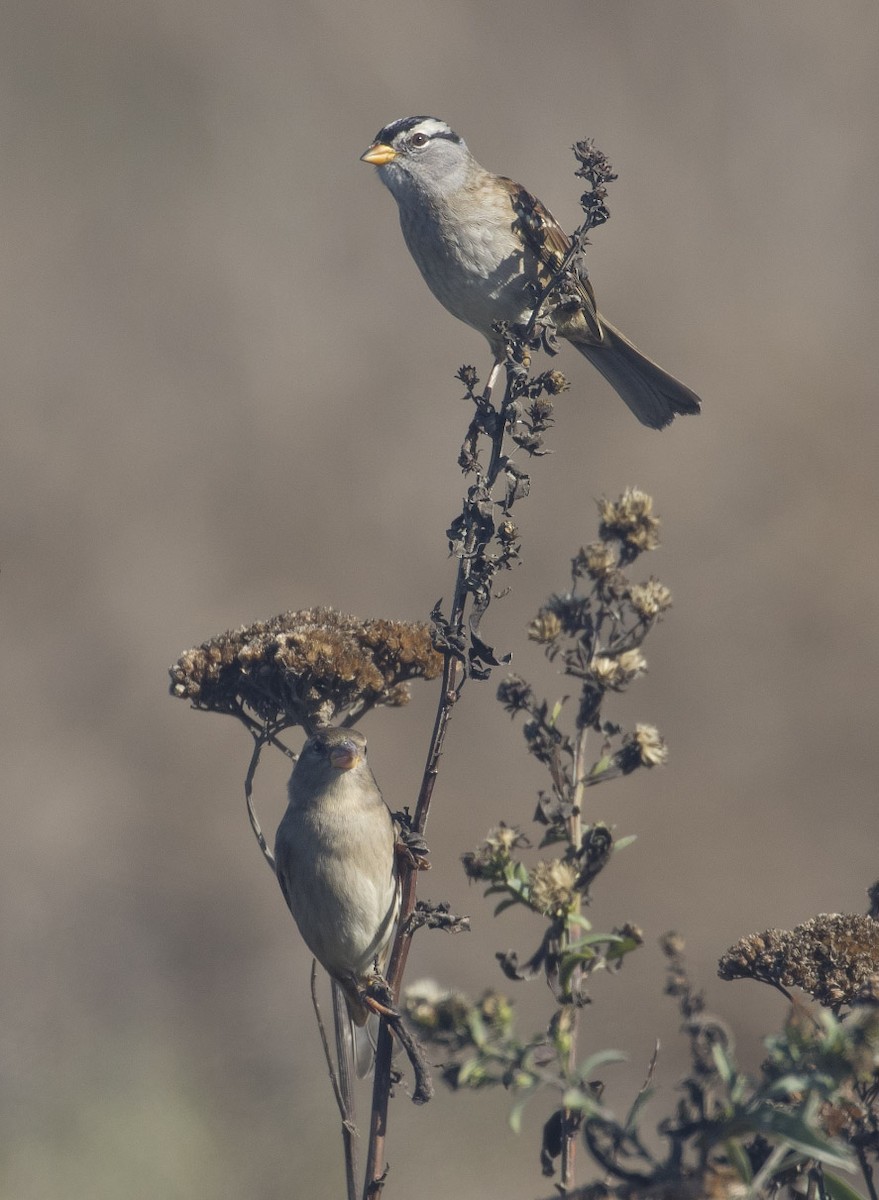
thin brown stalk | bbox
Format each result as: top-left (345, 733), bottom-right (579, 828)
top-left (310, 963), bottom-right (358, 1200)
top-left (362, 359), bottom-right (518, 1198)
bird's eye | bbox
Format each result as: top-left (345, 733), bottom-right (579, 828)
top-left (409, 132), bottom-right (429, 148)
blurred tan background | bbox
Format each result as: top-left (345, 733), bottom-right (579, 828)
top-left (2, 1), bottom-right (877, 1196)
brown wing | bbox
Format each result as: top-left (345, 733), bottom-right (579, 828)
top-left (498, 175), bottom-right (604, 343)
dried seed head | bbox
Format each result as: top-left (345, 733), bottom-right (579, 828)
top-left (528, 609), bottom-right (563, 644)
top-left (169, 606), bottom-right (442, 730)
top-left (529, 858), bottom-right (579, 916)
top-left (580, 540), bottom-right (618, 579)
top-left (632, 724), bottom-right (669, 766)
top-left (719, 914), bottom-right (879, 1008)
top-left (628, 578), bottom-right (673, 619)
top-left (589, 649), bottom-right (646, 692)
top-left (497, 674), bottom-right (534, 714)
top-left (598, 488), bottom-right (661, 558)
top-left (461, 824), bottom-right (528, 881)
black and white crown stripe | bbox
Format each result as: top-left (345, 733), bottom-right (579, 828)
top-left (371, 116), bottom-right (462, 148)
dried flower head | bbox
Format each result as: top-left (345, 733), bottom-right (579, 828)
top-left (632, 724), bottom-right (669, 767)
top-left (590, 655), bottom-right (623, 688)
top-left (543, 593), bottom-right (593, 638)
top-left (529, 858), bottom-right (579, 916)
top-left (403, 979), bottom-right (472, 1038)
top-left (598, 488), bottom-right (661, 559)
top-left (628, 579), bottom-right (673, 619)
top-left (719, 914), bottom-right (879, 1009)
top-left (528, 609), bottom-right (563, 644)
top-left (589, 649), bottom-right (646, 691)
top-left (610, 724), bottom-right (668, 775)
top-left (577, 823), bottom-right (614, 889)
top-left (462, 824), bottom-right (528, 882)
top-left (478, 990), bottom-right (515, 1032)
top-left (497, 674), bottom-right (534, 714)
top-left (169, 606), bottom-right (442, 730)
top-left (577, 540), bottom-right (618, 580)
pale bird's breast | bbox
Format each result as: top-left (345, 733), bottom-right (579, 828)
top-left (277, 797), bottom-right (398, 979)
top-left (401, 192), bottom-right (536, 338)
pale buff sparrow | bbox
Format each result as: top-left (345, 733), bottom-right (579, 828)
top-left (274, 727), bottom-right (399, 1032)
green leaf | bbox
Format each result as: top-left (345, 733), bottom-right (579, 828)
top-left (612, 834), bottom-right (638, 852)
top-left (574, 1047), bottom-right (628, 1083)
top-left (765, 1072), bottom-right (824, 1100)
top-left (493, 896), bottom-right (523, 918)
top-left (466, 1010), bottom-right (488, 1049)
top-left (728, 1107), bottom-right (854, 1173)
top-left (558, 950), bottom-right (595, 991)
top-left (822, 1170), bottom-right (868, 1200)
top-left (508, 1091), bottom-right (535, 1134)
top-left (566, 932), bottom-right (625, 952)
top-left (482, 884), bottom-right (508, 898)
top-left (561, 1085), bottom-right (604, 1114)
top-left (588, 755), bottom-right (615, 778)
top-left (456, 1057), bottom-right (481, 1087)
top-left (605, 935), bottom-right (642, 962)
top-left (723, 1138), bottom-right (752, 1183)
top-left (711, 1040), bottom-right (736, 1086)
top-left (622, 1085), bottom-right (655, 1134)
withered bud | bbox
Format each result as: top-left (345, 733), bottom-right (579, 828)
top-left (541, 592), bottom-right (592, 637)
top-left (632, 724), bottom-right (668, 766)
top-left (462, 824), bottom-right (528, 881)
top-left (523, 718), bottom-right (567, 767)
top-left (615, 922), bottom-right (644, 947)
top-left (455, 365), bottom-right (480, 392)
top-left (589, 649), bottom-right (646, 691)
top-left (529, 858), bottom-right (579, 916)
top-left (528, 609), bottom-right (563, 644)
top-left (628, 578), bottom-right (673, 619)
top-left (613, 724), bottom-right (668, 774)
top-left (577, 823), bottom-right (614, 889)
top-left (497, 674), bottom-right (534, 714)
top-left (478, 990), bottom-right (515, 1032)
top-left (590, 655), bottom-right (622, 687)
top-left (403, 979), bottom-right (472, 1038)
top-left (578, 540), bottom-right (618, 580)
top-left (598, 488), bottom-right (661, 557)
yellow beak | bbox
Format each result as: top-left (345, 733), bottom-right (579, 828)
top-left (329, 743), bottom-right (361, 771)
top-left (360, 142), bottom-right (397, 166)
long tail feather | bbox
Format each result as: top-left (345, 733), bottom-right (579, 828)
top-left (571, 319), bottom-right (701, 430)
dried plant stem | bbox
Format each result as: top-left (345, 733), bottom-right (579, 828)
top-left (857, 1145), bottom-right (879, 1200)
top-left (363, 358), bottom-right (519, 1198)
top-left (244, 732), bottom-right (277, 873)
top-left (310, 964), bottom-right (358, 1200)
top-left (748, 1143), bottom-right (788, 1196)
top-left (559, 724), bottom-right (590, 1192)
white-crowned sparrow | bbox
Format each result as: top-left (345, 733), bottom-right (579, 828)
top-left (361, 116), bottom-right (701, 430)
top-left (274, 727), bottom-right (399, 1031)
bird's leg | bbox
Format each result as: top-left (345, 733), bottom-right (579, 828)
top-left (360, 972), bottom-right (398, 1020)
top-left (484, 356), bottom-right (504, 395)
